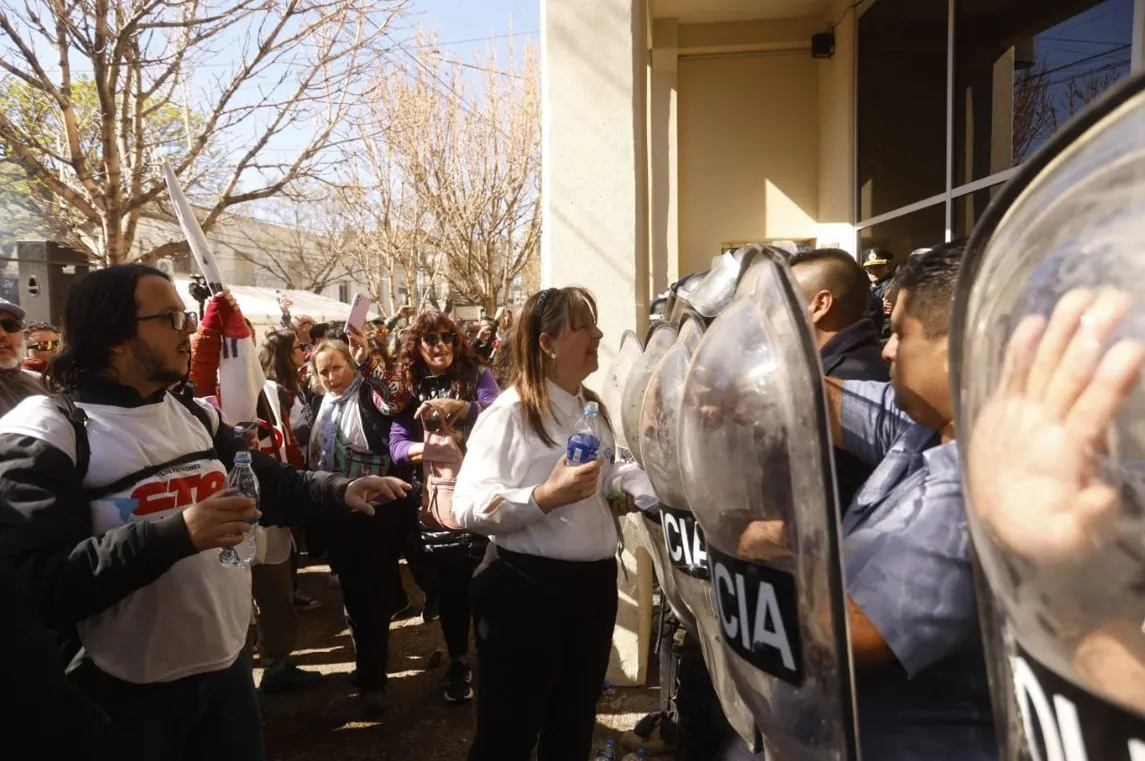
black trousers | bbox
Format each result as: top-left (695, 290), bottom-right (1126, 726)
top-left (438, 551), bottom-right (478, 658)
top-left (326, 502), bottom-right (408, 690)
top-left (467, 548), bottom-right (618, 761)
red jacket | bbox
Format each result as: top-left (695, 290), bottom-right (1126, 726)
top-left (188, 298), bottom-right (304, 469)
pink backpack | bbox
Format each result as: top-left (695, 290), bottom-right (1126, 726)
top-left (420, 421), bottom-right (465, 531)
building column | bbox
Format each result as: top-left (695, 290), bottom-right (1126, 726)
top-left (541, 0), bottom-right (652, 687)
top-left (541, 0), bottom-right (650, 355)
top-left (650, 19), bottom-right (680, 294)
top-left (817, 0), bottom-right (857, 252)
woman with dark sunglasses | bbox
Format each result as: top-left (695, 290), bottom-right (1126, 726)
top-left (390, 311), bottom-right (501, 703)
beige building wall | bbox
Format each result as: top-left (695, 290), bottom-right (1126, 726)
top-left (817, 0), bottom-right (857, 251)
top-left (677, 48), bottom-right (821, 276)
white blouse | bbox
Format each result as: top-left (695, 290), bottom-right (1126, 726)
top-left (452, 380), bottom-right (619, 562)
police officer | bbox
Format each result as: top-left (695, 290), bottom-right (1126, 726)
top-left (0, 264), bottom-right (410, 761)
top-left (862, 248), bottom-right (896, 339)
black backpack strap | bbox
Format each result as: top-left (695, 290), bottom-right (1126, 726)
top-left (86, 449), bottom-right (219, 501)
top-left (51, 393), bottom-right (90, 481)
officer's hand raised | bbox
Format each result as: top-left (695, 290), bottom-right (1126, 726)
top-left (969, 289), bottom-right (1145, 564)
top-left (182, 493), bottom-right (260, 551)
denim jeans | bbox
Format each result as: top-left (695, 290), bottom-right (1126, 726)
top-left (98, 657), bottom-right (265, 761)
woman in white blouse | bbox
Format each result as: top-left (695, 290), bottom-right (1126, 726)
top-left (453, 286), bottom-right (636, 761)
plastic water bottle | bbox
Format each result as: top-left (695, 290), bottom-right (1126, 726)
top-left (593, 738), bottom-right (617, 761)
top-left (567, 401), bottom-right (602, 464)
top-left (219, 450), bottom-right (259, 569)
top-left (620, 750), bottom-right (647, 761)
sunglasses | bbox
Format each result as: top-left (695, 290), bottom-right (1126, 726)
top-left (136, 310), bottom-right (199, 332)
top-left (0, 318), bottom-right (24, 334)
top-left (421, 331), bottom-right (456, 348)
top-left (30, 340), bottom-right (60, 352)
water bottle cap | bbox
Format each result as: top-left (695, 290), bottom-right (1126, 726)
top-left (605, 739), bottom-right (614, 745)
top-left (234, 451), bottom-right (252, 464)
top-left (584, 401), bottom-right (600, 415)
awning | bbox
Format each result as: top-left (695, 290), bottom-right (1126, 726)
top-left (173, 278), bottom-right (381, 336)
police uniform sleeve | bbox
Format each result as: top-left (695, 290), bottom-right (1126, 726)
top-left (0, 401), bottom-right (199, 629)
top-left (839, 380), bottom-right (914, 466)
top-left (452, 400), bottom-right (547, 534)
top-left (844, 452), bottom-right (978, 678)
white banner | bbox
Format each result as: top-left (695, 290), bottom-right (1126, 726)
top-left (162, 162), bottom-right (226, 294)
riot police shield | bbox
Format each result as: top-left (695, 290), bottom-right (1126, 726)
top-left (679, 248), bottom-right (858, 761)
top-left (601, 330), bottom-right (644, 459)
top-left (618, 320), bottom-right (695, 637)
top-left (621, 321), bottom-right (678, 469)
top-left (688, 245), bottom-right (762, 320)
top-left (639, 310), bottom-right (758, 747)
top-left (953, 72), bottom-right (1145, 761)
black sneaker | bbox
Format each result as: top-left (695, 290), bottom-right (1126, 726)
top-left (259, 662), bottom-right (321, 694)
top-left (422, 593), bottom-right (440, 623)
top-left (444, 659), bottom-right (473, 703)
top-left (358, 687), bottom-right (387, 715)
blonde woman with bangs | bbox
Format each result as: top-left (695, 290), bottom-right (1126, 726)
top-left (453, 287), bottom-right (638, 761)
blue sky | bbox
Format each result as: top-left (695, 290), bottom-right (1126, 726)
top-left (397, 0), bottom-right (539, 50)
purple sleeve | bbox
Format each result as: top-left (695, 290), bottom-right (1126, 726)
top-left (465, 370), bottom-right (502, 427)
top-left (389, 409), bottom-right (419, 465)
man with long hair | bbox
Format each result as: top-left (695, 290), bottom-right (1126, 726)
top-left (0, 264), bottom-right (409, 760)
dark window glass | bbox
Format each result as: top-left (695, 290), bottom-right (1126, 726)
top-left (952, 184), bottom-right (1007, 238)
top-left (859, 203), bottom-right (947, 265)
top-left (857, 0), bottom-right (949, 220)
top-left (954, 0), bottom-right (1134, 187)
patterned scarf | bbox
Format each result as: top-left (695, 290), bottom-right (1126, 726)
top-left (311, 375), bottom-right (363, 473)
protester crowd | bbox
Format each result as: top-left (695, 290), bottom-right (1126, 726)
top-left (0, 229), bottom-right (1138, 761)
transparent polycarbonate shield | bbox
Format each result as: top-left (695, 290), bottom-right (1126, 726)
top-left (621, 322), bottom-right (677, 469)
top-left (640, 311), bottom-right (758, 746)
top-left (679, 250), bottom-right (858, 761)
top-left (689, 245), bottom-right (762, 319)
top-left (952, 73), bottom-right (1145, 761)
top-left (601, 330), bottom-right (644, 457)
top-left (669, 270), bottom-right (708, 325)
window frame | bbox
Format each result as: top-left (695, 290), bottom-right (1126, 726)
top-left (852, 0), bottom-right (1145, 249)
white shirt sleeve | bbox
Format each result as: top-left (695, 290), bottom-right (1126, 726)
top-left (452, 401), bottom-right (549, 534)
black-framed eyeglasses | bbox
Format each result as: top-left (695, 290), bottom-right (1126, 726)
top-left (136, 310), bottom-right (198, 332)
top-left (0, 318), bottom-right (24, 334)
top-left (422, 331), bottom-right (456, 348)
top-left (30, 340), bottom-right (60, 352)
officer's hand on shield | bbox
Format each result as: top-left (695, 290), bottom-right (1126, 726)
top-left (342, 476), bottom-right (413, 515)
top-left (968, 289), bottom-right (1145, 564)
top-left (534, 456), bottom-right (603, 514)
top-left (737, 519), bottom-right (791, 561)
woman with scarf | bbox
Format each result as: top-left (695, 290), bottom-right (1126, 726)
top-left (309, 327), bottom-right (411, 712)
top-left (389, 311), bottom-right (501, 704)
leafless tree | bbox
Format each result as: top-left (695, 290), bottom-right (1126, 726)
top-left (0, 0), bottom-right (408, 264)
top-left (231, 191), bottom-right (351, 293)
top-left (337, 136), bottom-right (444, 313)
top-left (361, 36), bottom-right (540, 313)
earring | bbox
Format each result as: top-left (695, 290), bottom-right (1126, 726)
top-left (550, 353), bottom-right (557, 359)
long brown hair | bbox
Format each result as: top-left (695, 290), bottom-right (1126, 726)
top-left (260, 330), bottom-right (301, 390)
top-left (514, 287), bottom-right (611, 447)
top-left (397, 310), bottom-right (479, 400)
